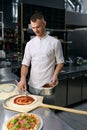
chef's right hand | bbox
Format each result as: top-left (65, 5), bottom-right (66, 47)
top-left (17, 78), bottom-right (27, 93)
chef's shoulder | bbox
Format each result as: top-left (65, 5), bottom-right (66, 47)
top-left (48, 35), bottom-right (61, 44)
top-left (26, 36), bottom-right (37, 47)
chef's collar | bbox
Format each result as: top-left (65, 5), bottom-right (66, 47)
top-left (37, 33), bottom-right (48, 40)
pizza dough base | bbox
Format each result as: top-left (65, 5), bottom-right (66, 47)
top-left (0, 84), bottom-right (19, 100)
top-left (4, 94), bottom-right (38, 113)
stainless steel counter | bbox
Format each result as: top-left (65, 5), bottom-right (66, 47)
top-left (0, 68), bottom-right (19, 83)
top-left (0, 103), bottom-right (73, 130)
top-left (0, 79), bottom-right (73, 130)
top-left (60, 65), bottom-right (87, 76)
top-left (0, 67), bottom-right (80, 130)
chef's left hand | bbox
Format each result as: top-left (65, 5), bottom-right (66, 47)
top-left (51, 74), bottom-right (59, 85)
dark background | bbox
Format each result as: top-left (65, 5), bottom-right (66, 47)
top-left (0, 0), bottom-right (87, 60)
top-left (67, 29), bottom-right (87, 59)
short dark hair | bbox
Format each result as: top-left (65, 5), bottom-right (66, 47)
top-left (30, 11), bottom-right (44, 22)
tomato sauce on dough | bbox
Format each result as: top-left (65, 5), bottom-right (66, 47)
top-left (14, 96), bottom-right (35, 105)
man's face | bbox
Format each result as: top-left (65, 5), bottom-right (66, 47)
top-left (30, 19), bottom-right (46, 38)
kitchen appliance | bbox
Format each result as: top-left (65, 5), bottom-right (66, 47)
top-left (74, 57), bottom-right (83, 65)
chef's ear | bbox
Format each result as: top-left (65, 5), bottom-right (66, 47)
top-left (43, 20), bottom-right (46, 27)
top-left (44, 21), bottom-right (47, 27)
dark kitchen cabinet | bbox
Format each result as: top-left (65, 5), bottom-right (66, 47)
top-left (67, 73), bottom-right (82, 105)
top-left (55, 75), bottom-right (67, 106)
top-left (82, 71), bottom-right (87, 100)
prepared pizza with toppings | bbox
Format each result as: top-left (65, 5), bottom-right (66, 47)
top-left (5, 113), bottom-right (40, 130)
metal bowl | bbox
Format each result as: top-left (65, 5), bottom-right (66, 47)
top-left (29, 82), bottom-right (58, 96)
top-left (40, 85), bottom-right (56, 96)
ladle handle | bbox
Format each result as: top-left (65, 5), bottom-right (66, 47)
top-left (41, 103), bottom-right (87, 116)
